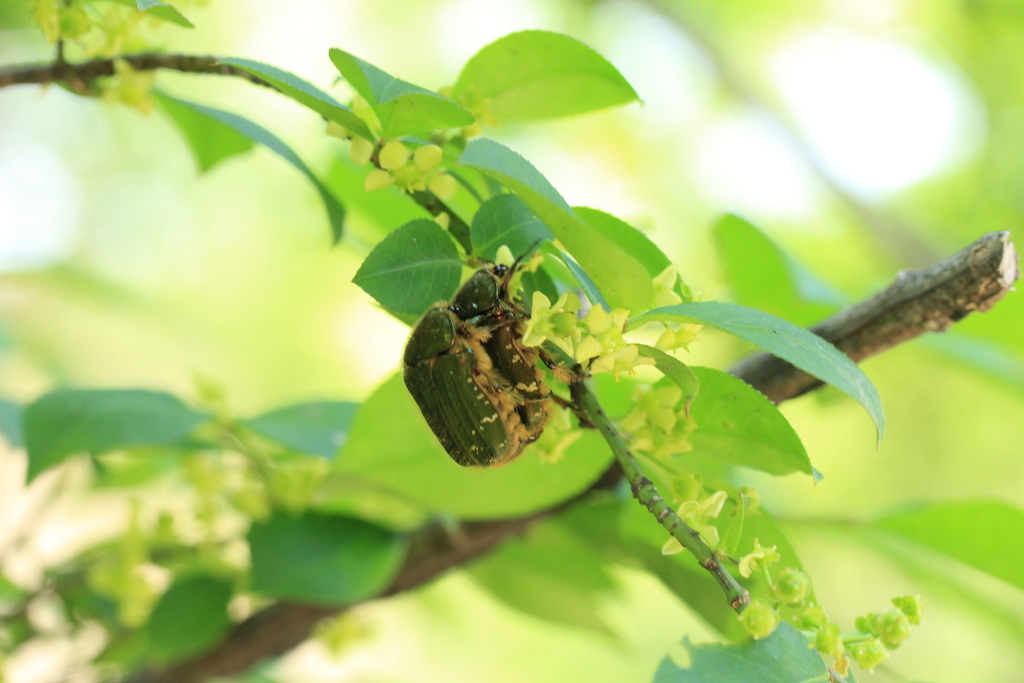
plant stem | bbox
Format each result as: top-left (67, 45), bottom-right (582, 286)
top-left (570, 378), bottom-right (750, 611)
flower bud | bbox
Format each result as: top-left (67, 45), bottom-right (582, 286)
top-left (876, 607), bottom-right (912, 649)
top-left (850, 638), bottom-right (887, 670)
top-left (814, 622), bottom-right (844, 659)
top-left (738, 598), bottom-right (779, 640)
top-left (584, 305), bottom-right (613, 334)
top-left (575, 335), bottom-right (603, 364)
top-left (494, 245), bottom-right (515, 267)
top-left (349, 137), bottom-right (374, 166)
top-left (892, 594), bottom-right (925, 625)
top-left (364, 169), bottom-right (393, 192)
top-left (772, 567), bottom-right (811, 605)
top-left (60, 5), bottom-right (91, 38)
top-left (800, 604), bottom-right (828, 630)
top-left (326, 120), bottom-right (349, 140)
top-left (379, 141), bottom-right (410, 170)
top-left (413, 144), bottom-right (443, 171)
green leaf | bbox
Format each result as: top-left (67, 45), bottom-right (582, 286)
top-left (633, 302), bottom-right (884, 444)
top-left (459, 138), bottom-right (653, 311)
top-left (452, 30), bottom-right (640, 122)
top-left (470, 194), bottom-right (552, 260)
top-left (158, 94), bottom-right (346, 243)
top-left (635, 345), bottom-right (699, 413)
top-left (218, 57), bottom-right (373, 140)
top-left (103, 0), bottom-right (193, 27)
top-left (244, 401), bottom-right (359, 459)
top-left (871, 500), bottom-right (1024, 591)
top-left (352, 218), bottom-right (462, 315)
top-left (546, 245), bottom-right (610, 311)
top-left (519, 264), bottom-right (559, 308)
top-left (470, 522), bottom-right (618, 637)
top-left (574, 207), bottom-right (672, 279)
top-left (93, 449), bottom-right (182, 488)
top-left (248, 510), bottom-right (405, 604)
top-left (24, 389), bottom-right (208, 482)
top-left (686, 367), bottom-right (812, 476)
top-left (652, 623), bottom-right (829, 683)
top-left (143, 576), bottom-right (232, 664)
top-left (713, 214), bottom-right (844, 326)
top-left (328, 49), bottom-right (475, 137)
top-left (0, 398), bottom-right (23, 448)
top-left (334, 373), bottom-right (613, 518)
top-left (155, 92), bottom-right (254, 172)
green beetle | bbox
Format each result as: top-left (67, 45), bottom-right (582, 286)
top-left (403, 259), bottom-right (550, 467)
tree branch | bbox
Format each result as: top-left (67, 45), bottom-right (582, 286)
top-left (730, 231), bottom-right (1019, 403)
top-left (126, 231), bottom-right (1018, 683)
top-left (0, 54), bottom-right (271, 90)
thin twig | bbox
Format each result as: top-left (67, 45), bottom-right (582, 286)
top-left (571, 379), bottom-right (750, 610)
top-left (0, 53), bottom-right (272, 89)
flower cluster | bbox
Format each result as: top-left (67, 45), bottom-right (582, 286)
top-left (521, 291), bottom-right (655, 376)
top-left (619, 384), bottom-right (697, 460)
top-left (359, 140), bottom-right (457, 198)
top-left (736, 566), bottom-right (925, 675)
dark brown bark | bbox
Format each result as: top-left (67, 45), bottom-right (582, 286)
top-left (0, 54), bottom-right (270, 90)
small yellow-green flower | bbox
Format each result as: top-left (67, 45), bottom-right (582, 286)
top-left (102, 59), bottom-right (156, 114)
top-left (494, 245), bottom-right (515, 268)
top-left (737, 538), bottom-right (781, 578)
top-left (364, 168), bottom-right (393, 192)
top-left (413, 144), bottom-right (443, 171)
top-left (662, 490), bottom-right (728, 554)
top-left (522, 291), bottom-right (582, 356)
top-left (620, 384), bottom-right (697, 460)
top-left (326, 120), bottom-right (349, 140)
top-left (655, 323), bottom-right (703, 351)
top-left (574, 306), bottom-right (654, 375)
top-left (670, 472), bottom-right (704, 504)
top-left (379, 141), bottom-right (410, 170)
top-left (653, 265), bottom-right (684, 308)
top-left (738, 597), bottom-right (781, 640)
top-left (33, 0), bottom-right (61, 43)
top-left (590, 344), bottom-right (654, 374)
top-left (352, 95), bottom-right (381, 134)
top-left (850, 638), bottom-right (887, 671)
top-left (349, 136), bottom-right (374, 165)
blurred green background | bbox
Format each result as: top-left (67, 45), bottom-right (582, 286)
top-left (1, 0), bottom-right (1023, 681)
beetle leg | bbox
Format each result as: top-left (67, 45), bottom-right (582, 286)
top-left (538, 345), bottom-right (587, 386)
top-left (550, 393), bottom-right (596, 430)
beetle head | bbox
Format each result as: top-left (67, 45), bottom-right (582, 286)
top-left (403, 307), bottom-right (458, 366)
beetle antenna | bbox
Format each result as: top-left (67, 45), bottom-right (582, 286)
top-left (500, 238), bottom-right (546, 291)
